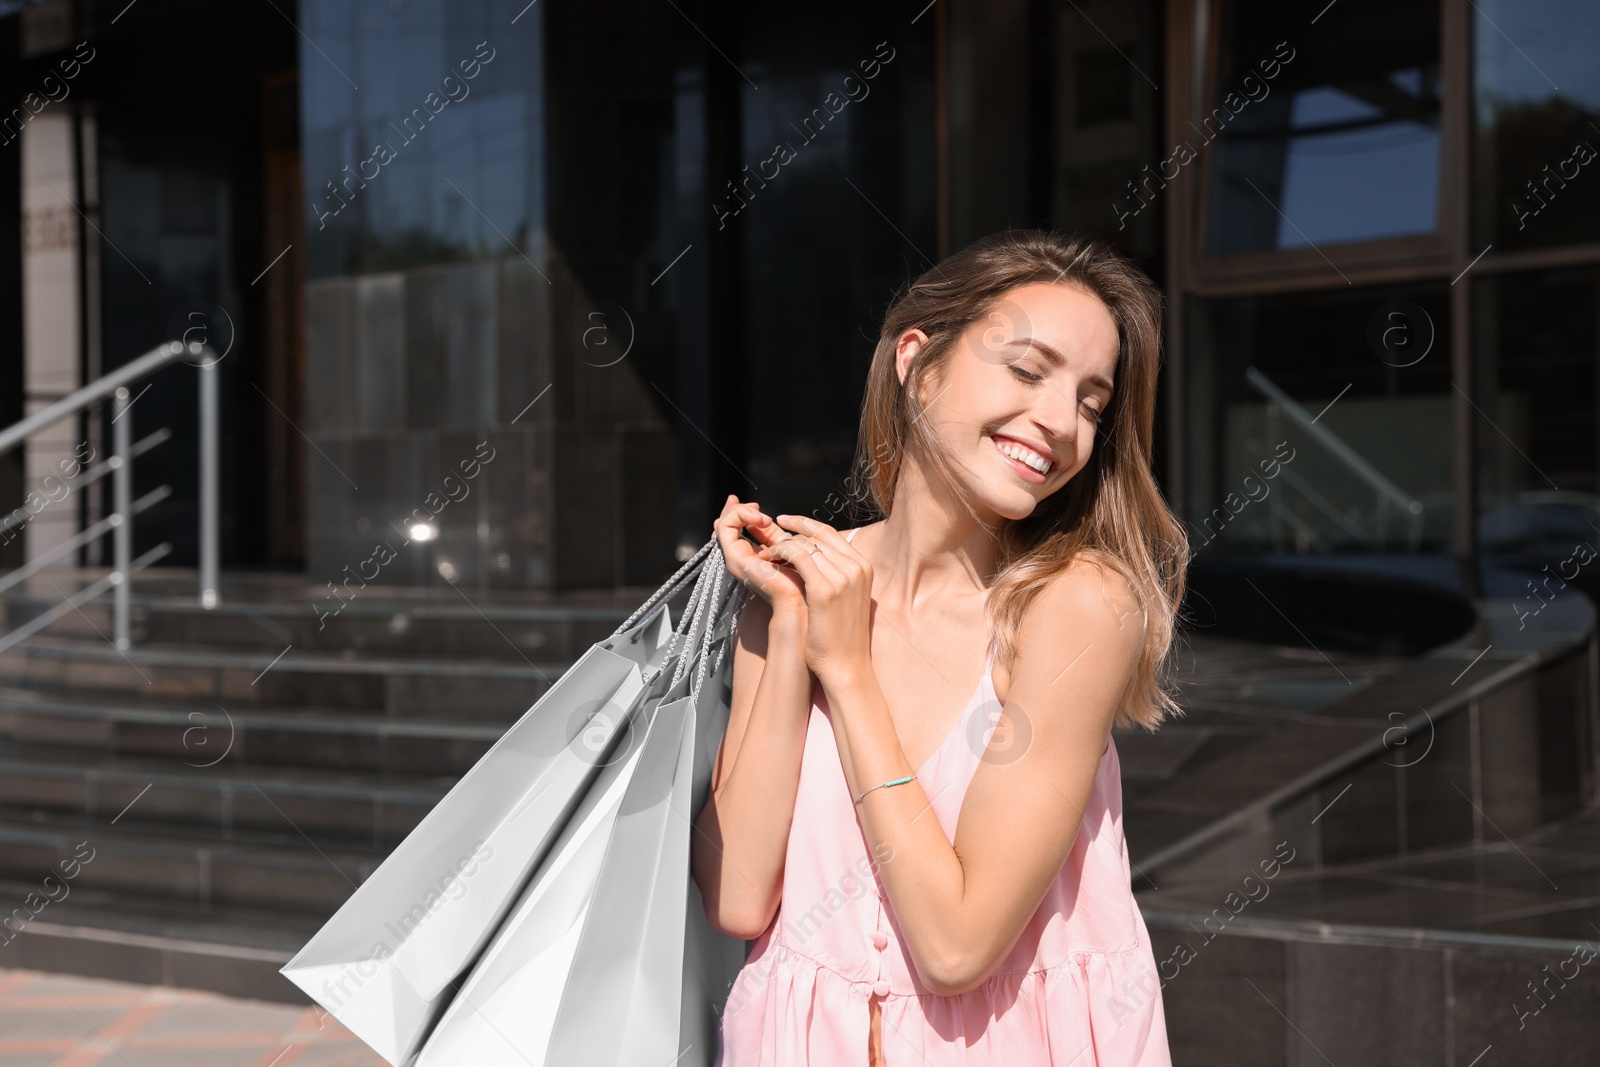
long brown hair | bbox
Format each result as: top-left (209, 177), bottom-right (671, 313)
top-left (848, 229), bottom-right (1188, 730)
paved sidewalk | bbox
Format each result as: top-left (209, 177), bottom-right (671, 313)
top-left (0, 968), bottom-right (387, 1067)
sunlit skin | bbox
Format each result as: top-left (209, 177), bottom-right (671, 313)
top-left (693, 281), bottom-right (1147, 1047)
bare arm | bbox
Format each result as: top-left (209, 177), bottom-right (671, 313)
top-left (763, 515), bottom-right (1146, 995)
top-left (691, 497), bottom-right (815, 939)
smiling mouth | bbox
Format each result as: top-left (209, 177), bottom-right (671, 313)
top-left (989, 434), bottom-right (1055, 483)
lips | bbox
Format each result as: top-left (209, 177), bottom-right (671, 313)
top-left (989, 433), bottom-right (1054, 484)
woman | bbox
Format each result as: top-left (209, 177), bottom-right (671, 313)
top-left (692, 229), bottom-right (1186, 1065)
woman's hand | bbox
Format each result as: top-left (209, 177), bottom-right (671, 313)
top-left (714, 495), bottom-right (806, 617)
top-left (757, 514), bottom-right (874, 682)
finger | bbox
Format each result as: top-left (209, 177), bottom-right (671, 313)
top-left (741, 508), bottom-right (792, 548)
top-left (716, 500), bottom-right (767, 541)
top-left (715, 494), bottom-right (745, 528)
top-left (772, 514), bottom-right (857, 558)
top-left (715, 501), bottom-right (752, 542)
top-left (770, 519), bottom-right (867, 599)
top-left (716, 503), bottom-right (767, 570)
top-left (763, 536), bottom-right (828, 588)
top-left (716, 498), bottom-right (784, 547)
top-left (808, 548), bottom-right (853, 592)
top-left (730, 540), bottom-right (803, 601)
top-left (770, 536), bottom-right (853, 593)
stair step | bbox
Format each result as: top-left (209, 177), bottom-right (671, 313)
top-left (34, 598), bottom-right (610, 661)
top-left (0, 568), bottom-right (689, 1002)
top-left (0, 685), bottom-right (505, 774)
top-left (0, 741), bottom-right (452, 845)
top-left (0, 635), bottom-right (559, 721)
top-left (3, 576), bottom-right (644, 662)
top-left (0, 813), bottom-right (384, 915)
top-left (0, 876), bottom-right (319, 1003)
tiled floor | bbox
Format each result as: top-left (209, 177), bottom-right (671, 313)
top-left (1113, 633), bottom-right (1408, 860)
top-left (0, 969), bottom-right (386, 1067)
top-left (1136, 802), bottom-right (1600, 949)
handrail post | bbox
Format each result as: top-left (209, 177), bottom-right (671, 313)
top-left (112, 387), bottom-right (131, 650)
top-left (199, 351), bottom-right (218, 608)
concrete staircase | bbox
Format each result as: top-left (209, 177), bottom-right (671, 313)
top-left (0, 569), bottom-right (652, 1003)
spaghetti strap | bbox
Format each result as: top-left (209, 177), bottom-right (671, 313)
top-left (845, 527), bottom-right (858, 544)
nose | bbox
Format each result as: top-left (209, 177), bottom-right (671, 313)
top-left (1033, 381), bottom-right (1079, 452)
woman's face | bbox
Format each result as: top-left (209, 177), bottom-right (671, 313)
top-left (896, 281), bottom-right (1119, 521)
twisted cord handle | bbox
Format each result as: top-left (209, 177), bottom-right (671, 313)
top-left (672, 542), bottom-right (722, 692)
top-left (613, 536), bottom-right (718, 639)
top-left (608, 533), bottom-right (745, 701)
top-left (687, 544), bottom-right (730, 702)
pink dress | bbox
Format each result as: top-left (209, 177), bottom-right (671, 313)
top-left (715, 528), bottom-right (1172, 1065)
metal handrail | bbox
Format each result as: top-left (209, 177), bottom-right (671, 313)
top-left (1243, 366), bottom-right (1425, 551)
top-left (0, 428), bottom-right (171, 537)
top-left (0, 486), bottom-right (171, 598)
top-left (0, 340), bottom-right (219, 651)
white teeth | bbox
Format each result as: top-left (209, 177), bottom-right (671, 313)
top-left (995, 437), bottom-right (1052, 474)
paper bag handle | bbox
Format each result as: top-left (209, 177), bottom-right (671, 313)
top-left (613, 536), bottom-right (718, 639)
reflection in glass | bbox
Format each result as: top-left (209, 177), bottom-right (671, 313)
top-left (1473, 0), bottom-right (1600, 250)
top-left (299, 1), bottom-right (544, 281)
top-left (1204, 0), bottom-right (1441, 256)
top-left (725, 13), bottom-right (936, 511)
top-left (1186, 287), bottom-right (1451, 554)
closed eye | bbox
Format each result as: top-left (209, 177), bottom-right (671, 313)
top-left (1011, 364), bottom-right (1106, 425)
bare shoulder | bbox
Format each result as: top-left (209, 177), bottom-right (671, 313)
top-left (1016, 556), bottom-right (1146, 672)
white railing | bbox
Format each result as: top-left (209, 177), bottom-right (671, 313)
top-left (0, 341), bottom-right (220, 652)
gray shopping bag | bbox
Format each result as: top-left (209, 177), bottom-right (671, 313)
top-left (408, 694), bottom-right (656, 1064)
top-left (281, 543), bottom-right (725, 1067)
top-left (410, 541), bottom-right (748, 1066)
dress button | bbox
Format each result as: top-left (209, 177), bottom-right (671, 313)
top-left (873, 980), bottom-right (891, 998)
top-left (871, 931), bottom-right (889, 951)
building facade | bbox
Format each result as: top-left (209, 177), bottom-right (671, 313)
top-left (0, 0), bottom-right (1595, 592)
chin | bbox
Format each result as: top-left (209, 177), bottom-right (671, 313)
top-left (973, 484), bottom-right (1047, 522)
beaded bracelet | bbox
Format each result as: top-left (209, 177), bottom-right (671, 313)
top-left (854, 774), bottom-right (917, 805)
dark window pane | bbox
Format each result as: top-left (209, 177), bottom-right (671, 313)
top-left (1473, 267), bottom-right (1600, 557)
top-left (948, 0), bottom-right (1164, 261)
top-left (727, 14), bottom-right (937, 513)
top-left (1074, 49), bottom-right (1134, 127)
top-left (300, 1), bottom-right (541, 281)
top-left (1472, 0), bottom-right (1600, 251)
top-left (1054, 0), bottom-right (1164, 258)
top-left (1204, 0), bottom-right (1441, 256)
top-left (1186, 286), bottom-right (1452, 554)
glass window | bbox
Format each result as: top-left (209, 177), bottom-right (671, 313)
top-left (1472, 0), bottom-right (1600, 251)
top-left (723, 12), bottom-right (937, 509)
top-left (1186, 286), bottom-right (1451, 554)
top-left (299, 1), bottom-right (543, 281)
top-left (1473, 266), bottom-right (1600, 557)
top-left (1053, 0), bottom-right (1164, 259)
top-left (948, 0), bottom-right (1164, 262)
top-left (1203, 0), bottom-right (1442, 256)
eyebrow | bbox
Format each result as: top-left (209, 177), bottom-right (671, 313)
top-left (1014, 338), bottom-right (1115, 394)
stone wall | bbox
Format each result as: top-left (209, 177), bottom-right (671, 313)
top-left (303, 253), bottom-right (677, 593)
